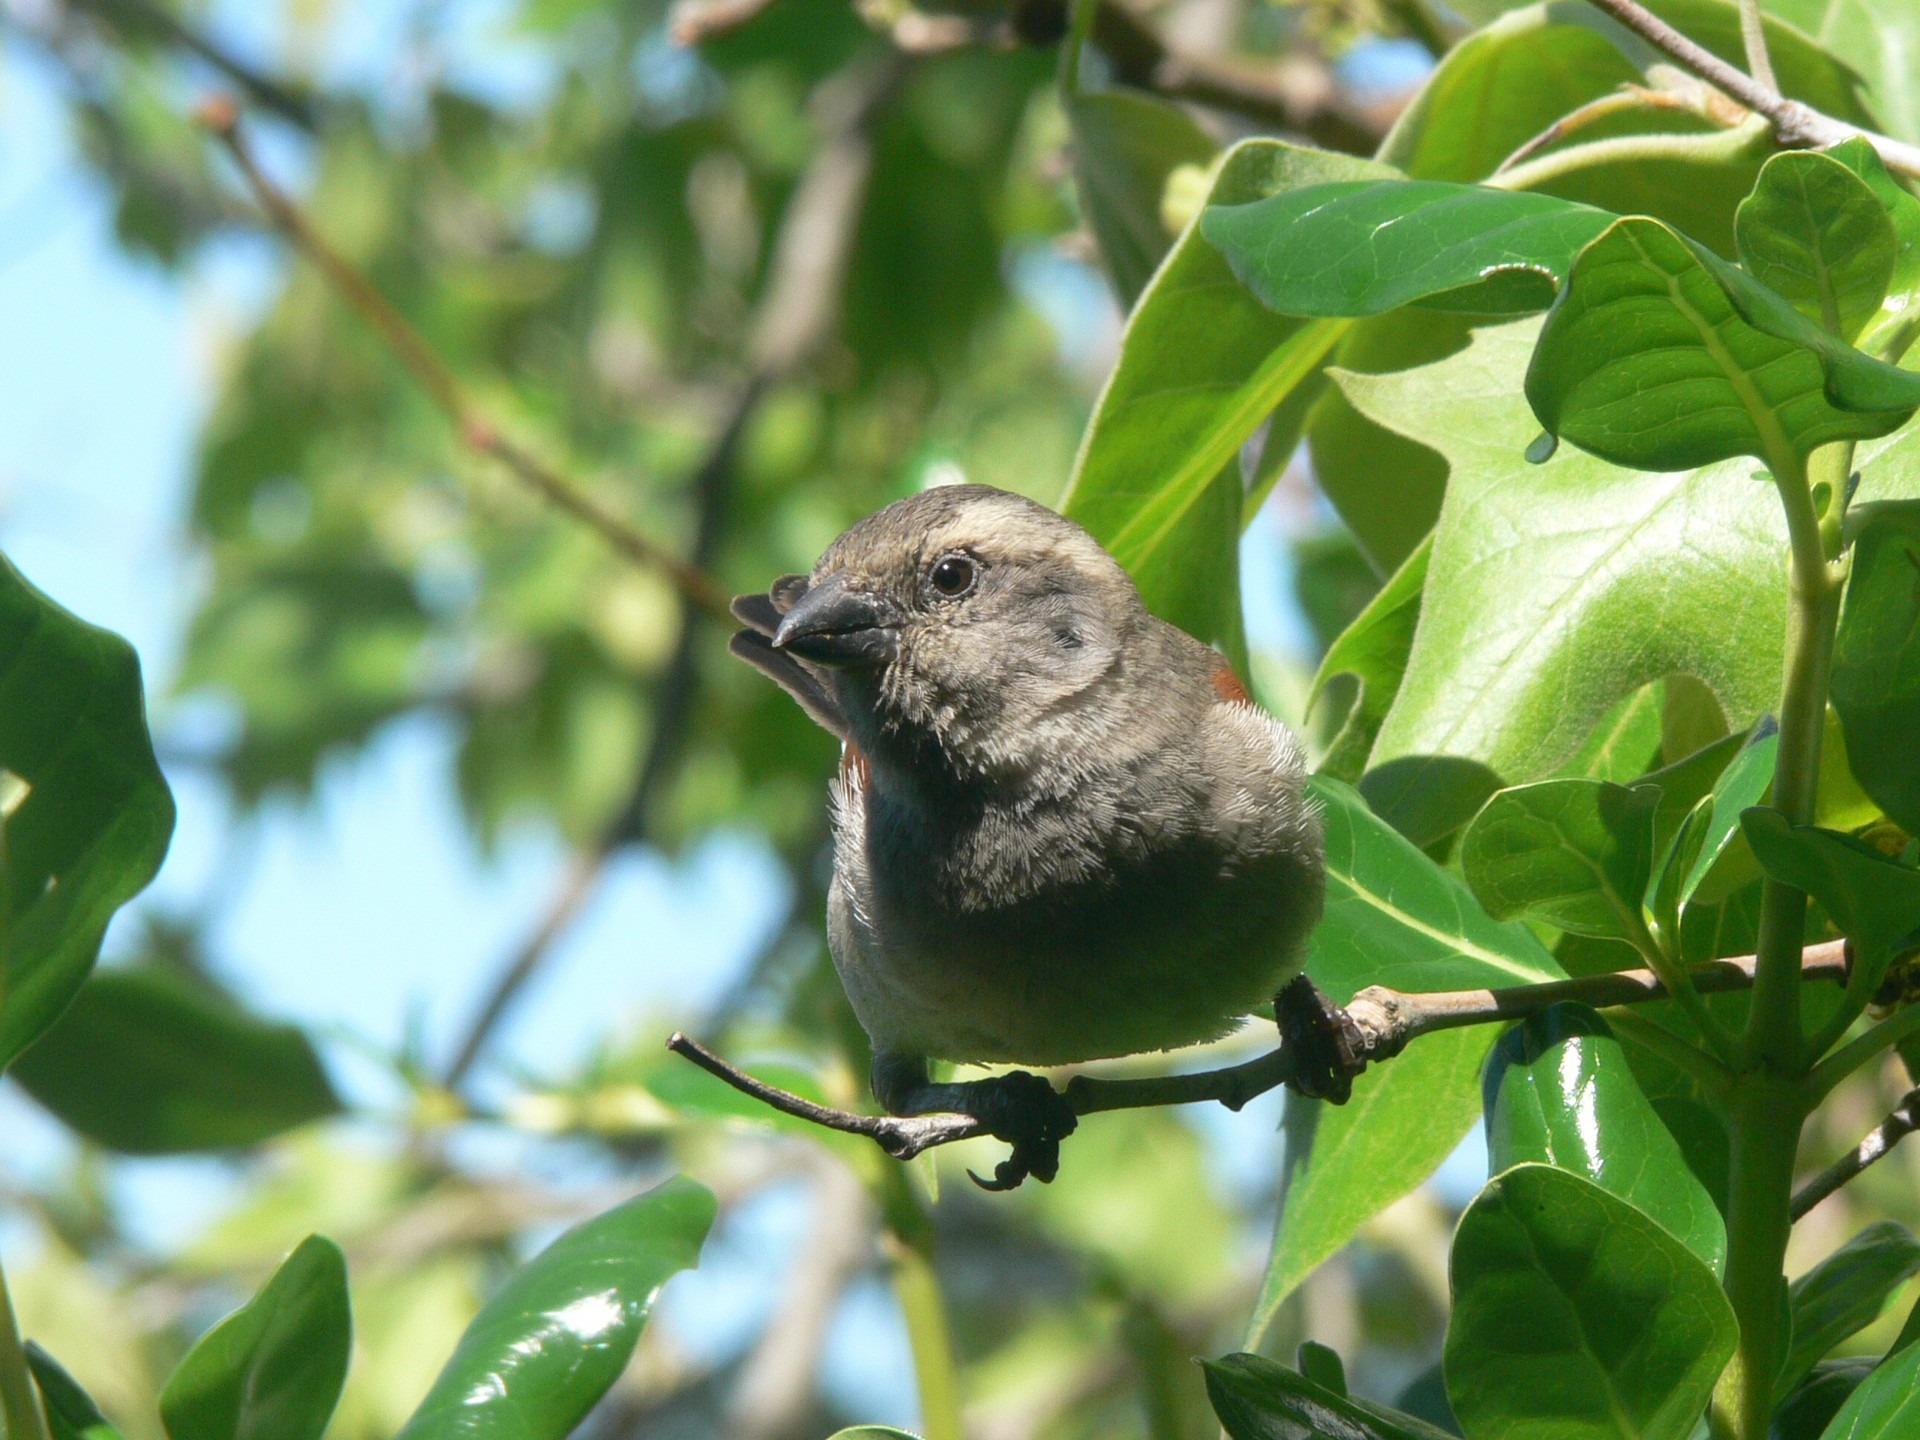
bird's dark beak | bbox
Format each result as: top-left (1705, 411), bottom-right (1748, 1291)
top-left (773, 574), bottom-right (900, 668)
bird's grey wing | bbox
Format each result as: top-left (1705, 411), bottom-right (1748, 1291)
top-left (730, 575), bottom-right (850, 740)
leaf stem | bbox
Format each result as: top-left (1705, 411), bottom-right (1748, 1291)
top-left (0, 1260), bottom-right (49, 1440)
top-left (1486, 116), bottom-right (1770, 193)
top-left (1736, 0), bottom-right (1777, 93)
top-left (884, 1226), bottom-right (964, 1440)
top-left (1804, 1002), bottom-right (1920, 1100)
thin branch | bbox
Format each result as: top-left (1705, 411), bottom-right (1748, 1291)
top-left (193, 96), bottom-right (733, 622)
top-left (668, 941), bottom-right (1851, 1163)
top-left (1581, 0), bottom-right (1920, 178)
top-left (1791, 1087), bottom-right (1920, 1220)
top-left (68, 0), bottom-right (320, 131)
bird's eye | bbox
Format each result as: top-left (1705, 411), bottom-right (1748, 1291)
top-left (928, 554), bottom-right (976, 598)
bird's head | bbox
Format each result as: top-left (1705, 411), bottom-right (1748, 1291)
top-left (773, 484), bottom-right (1145, 784)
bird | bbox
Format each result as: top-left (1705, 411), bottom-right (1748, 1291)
top-left (730, 483), bottom-right (1332, 1187)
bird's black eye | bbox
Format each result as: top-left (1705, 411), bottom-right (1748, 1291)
top-left (928, 554), bottom-right (976, 598)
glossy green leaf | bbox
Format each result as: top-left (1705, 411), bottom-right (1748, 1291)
top-left (159, 1235), bottom-right (350, 1440)
top-left (1814, 1327), bottom-right (1920, 1438)
top-left (25, 1344), bottom-right (126, 1440)
top-left (1459, 779), bottom-right (1661, 943)
top-left (1734, 149), bottom-right (1896, 341)
top-left (1677, 718), bottom-right (1777, 905)
top-left (0, 553), bottom-right (174, 1069)
top-left (1484, 1006), bottom-right (1726, 1271)
top-left (393, 1175), bottom-right (715, 1440)
top-left (1833, 501), bottom-right (1920, 835)
top-left (1311, 536), bottom-right (1429, 784)
top-left (1744, 808), bottom-right (1920, 1001)
top-left (1204, 181), bottom-right (1611, 319)
top-left (1204, 1353), bottom-right (1459, 1440)
top-left (1062, 139), bottom-right (1391, 657)
top-left (1779, 1222), bottom-right (1920, 1400)
top-left (1444, 1163), bottom-right (1738, 1440)
top-left (1526, 216), bottom-right (1920, 473)
top-left (1068, 89), bottom-right (1218, 306)
top-left (11, 967), bottom-right (339, 1154)
top-left (1250, 778), bottom-right (1561, 1340)
top-left (1347, 316), bottom-right (1920, 789)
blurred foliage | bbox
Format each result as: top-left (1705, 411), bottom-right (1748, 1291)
top-left (6, 0), bottom-right (1920, 1438)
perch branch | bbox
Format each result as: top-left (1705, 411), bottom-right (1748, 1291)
top-left (193, 96), bottom-right (732, 621)
top-left (1791, 1086), bottom-right (1920, 1220)
top-left (667, 940), bottom-right (1851, 1162)
top-left (1580, 0), bottom-right (1920, 178)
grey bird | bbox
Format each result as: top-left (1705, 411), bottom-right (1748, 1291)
top-left (731, 484), bottom-right (1330, 1187)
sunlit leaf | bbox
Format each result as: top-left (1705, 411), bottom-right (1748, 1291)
top-left (1832, 501), bottom-right (1920, 835)
top-left (1459, 779), bottom-right (1661, 943)
top-left (1735, 148), bottom-right (1896, 341)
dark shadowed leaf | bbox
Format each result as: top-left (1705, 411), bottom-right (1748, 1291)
top-left (11, 967), bottom-right (340, 1154)
top-left (1744, 808), bottom-right (1920, 1002)
top-left (1459, 779), bottom-right (1661, 943)
top-left (1204, 1352), bottom-right (1460, 1440)
top-left (1445, 1163), bottom-right (1737, 1440)
top-left (159, 1235), bottom-right (350, 1440)
top-left (1832, 501), bottom-right (1920, 835)
top-left (0, 552), bottom-right (174, 1068)
top-left (1776, 1359), bottom-right (1877, 1440)
top-left (1778, 1222), bottom-right (1920, 1400)
top-left (1484, 1006), bottom-right (1726, 1271)
top-left (1068, 88), bottom-right (1218, 306)
top-left (393, 1176), bottom-right (714, 1440)
top-left (1526, 217), bottom-right (1920, 473)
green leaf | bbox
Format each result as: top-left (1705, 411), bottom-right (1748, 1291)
top-left (25, 1344), bottom-right (126, 1440)
top-left (1743, 808), bottom-right (1920, 1000)
top-left (393, 1176), bottom-right (715, 1440)
top-left (1067, 89), bottom-right (1218, 306)
top-left (822, 1431), bottom-right (921, 1439)
top-left (1526, 216), bottom-right (1920, 473)
top-left (1833, 501), bottom-right (1920, 835)
top-left (1814, 1324), bottom-right (1920, 1438)
top-left (1250, 778), bottom-right (1561, 1340)
top-left (1566, 683), bottom-right (1669, 785)
top-left (1483, 1005), bottom-right (1727, 1272)
top-left (1677, 718), bottom-right (1777, 905)
top-left (1203, 181), bottom-right (1612, 319)
top-left (11, 967), bottom-right (340, 1154)
top-left (1818, 139), bottom-right (1920, 344)
top-left (1061, 139), bottom-right (1392, 656)
top-left (1779, 1222), bottom-right (1920, 1400)
top-left (1204, 1353), bottom-right (1460, 1440)
top-left (1768, 0), bottom-right (1920, 147)
top-left (1775, 1359), bottom-right (1877, 1440)
top-left (1735, 149), bottom-right (1897, 341)
top-left (1310, 536), bottom-right (1430, 784)
top-left (1444, 1163), bottom-right (1738, 1440)
top-left (159, 1235), bottom-right (351, 1440)
top-left (1459, 779), bottom-right (1661, 943)
top-left (0, 553), bottom-right (174, 1069)
top-left (1297, 1341), bottom-right (1346, 1396)
top-left (1344, 317), bottom-right (1920, 790)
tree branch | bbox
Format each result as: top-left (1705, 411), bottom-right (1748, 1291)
top-left (1581, 0), bottom-right (1920, 178)
top-left (193, 96), bottom-right (733, 621)
top-left (68, 0), bottom-right (320, 131)
top-left (667, 940), bottom-right (1851, 1164)
top-left (1791, 1086), bottom-right (1920, 1220)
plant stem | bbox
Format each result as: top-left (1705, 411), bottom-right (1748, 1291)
top-left (1714, 452), bottom-right (1842, 1440)
top-left (1736, 0), bottom-right (1777, 93)
top-left (1805, 1001), bottom-right (1920, 1100)
top-left (1486, 117), bottom-right (1770, 193)
top-left (884, 1226), bottom-right (964, 1440)
top-left (0, 1262), bottom-right (49, 1440)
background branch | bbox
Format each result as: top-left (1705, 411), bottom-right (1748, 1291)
top-left (1791, 1086), bottom-right (1920, 1220)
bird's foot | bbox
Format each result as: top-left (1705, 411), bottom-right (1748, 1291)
top-left (1276, 974), bottom-right (1368, 1104)
top-left (961, 1070), bottom-right (1079, 1191)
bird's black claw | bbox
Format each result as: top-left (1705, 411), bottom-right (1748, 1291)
top-left (1277, 974), bottom-right (1368, 1104)
top-left (961, 1070), bottom-right (1076, 1191)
